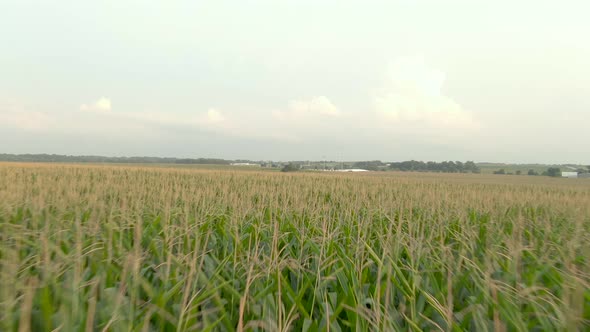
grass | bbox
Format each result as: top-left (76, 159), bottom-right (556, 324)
top-left (1, 162), bottom-right (589, 331)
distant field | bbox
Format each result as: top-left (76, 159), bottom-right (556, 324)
top-left (1, 163), bottom-right (589, 331)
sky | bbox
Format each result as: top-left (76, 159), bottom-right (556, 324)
top-left (1, 0), bottom-right (589, 163)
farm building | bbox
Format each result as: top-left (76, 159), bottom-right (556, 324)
top-left (561, 172), bottom-right (578, 178)
top-left (579, 173), bottom-right (590, 178)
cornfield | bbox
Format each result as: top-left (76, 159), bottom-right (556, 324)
top-left (1, 163), bottom-right (589, 331)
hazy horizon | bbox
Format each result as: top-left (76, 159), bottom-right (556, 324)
top-left (1, 152), bottom-right (586, 167)
top-left (2, 1), bottom-right (589, 164)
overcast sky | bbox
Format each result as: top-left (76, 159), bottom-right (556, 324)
top-left (1, 0), bottom-right (589, 163)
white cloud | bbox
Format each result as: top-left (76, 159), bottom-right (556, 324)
top-left (122, 108), bottom-right (226, 128)
top-left (207, 108), bottom-right (225, 123)
top-left (273, 96), bottom-right (340, 119)
top-left (245, 96), bottom-right (347, 142)
top-left (80, 97), bottom-right (112, 112)
top-left (0, 100), bottom-right (52, 131)
top-left (387, 56), bottom-right (445, 97)
top-left (375, 56), bottom-right (478, 132)
top-left (0, 109), bottom-right (51, 131)
top-left (76, 101), bottom-right (227, 132)
top-left (14, 95), bottom-right (343, 143)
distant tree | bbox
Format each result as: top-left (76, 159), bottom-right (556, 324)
top-left (528, 169), bottom-right (539, 176)
top-left (546, 167), bottom-right (561, 177)
top-left (0, 153), bottom-right (234, 165)
top-left (515, 170), bottom-right (522, 175)
top-left (388, 160), bottom-right (480, 173)
top-left (428, 161), bottom-right (437, 172)
top-left (464, 161), bottom-right (480, 173)
top-left (281, 163), bottom-right (299, 172)
top-left (493, 169), bottom-right (506, 175)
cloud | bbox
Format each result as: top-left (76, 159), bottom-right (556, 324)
top-left (76, 100), bottom-right (227, 132)
top-left (374, 56), bottom-right (478, 132)
top-left (244, 96), bottom-right (346, 142)
top-left (6, 95), bottom-right (342, 143)
top-left (273, 96), bottom-right (340, 120)
top-left (0, 109), bottom-right (51, 131)
top-left (0, 101), bottom-right (52, 131)
top-left (80, 97), bottom-right (112, 112)
top-left (206, 108), bottom-right (225, 123)
top-left (4, 57), bottom-right (479, 156)
top-left (118, 108), bottom-right (226, 128)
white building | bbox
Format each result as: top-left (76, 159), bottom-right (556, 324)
top-left (230, 163), bottom-right (260, 167)
top-left (562, 172), bottom-right (578, 178)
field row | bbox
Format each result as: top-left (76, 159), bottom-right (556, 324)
top-left (1, 164), bottom-right (589, 331)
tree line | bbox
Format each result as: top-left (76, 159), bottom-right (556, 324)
top-left (495, 166), bottom-right (590, 177)
top-left (386, 160), bottom-right (480, 173)
top-left (0, 154), bottom-right (231, 165)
